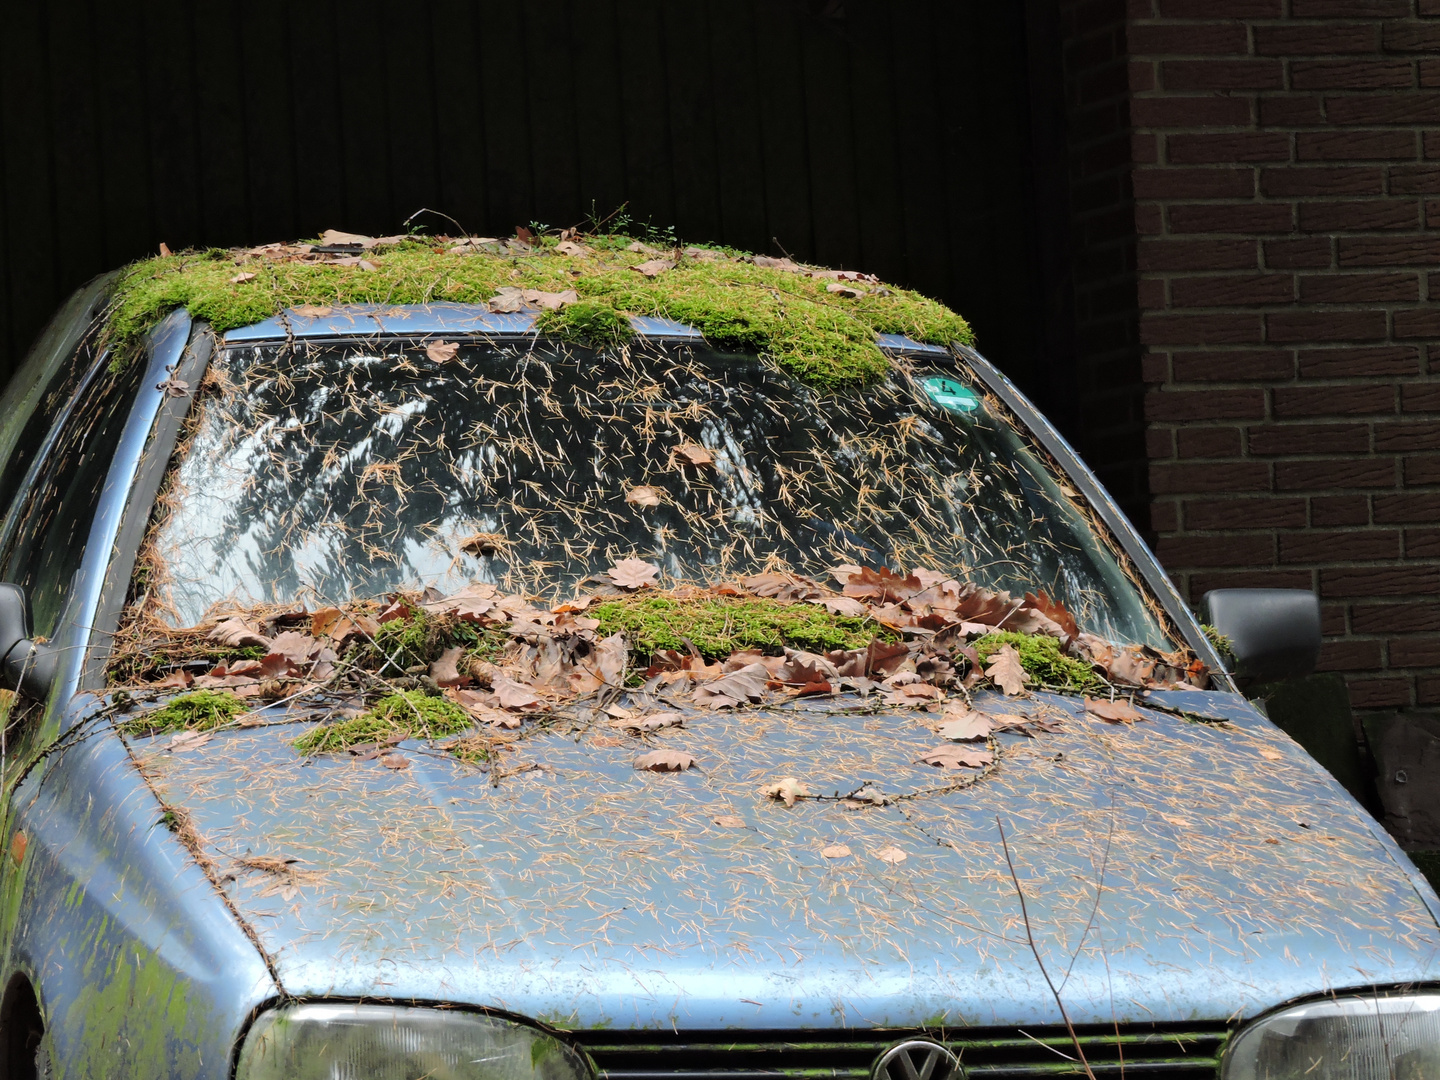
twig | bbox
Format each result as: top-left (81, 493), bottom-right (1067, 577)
top-left (402, 207), bottom-right (471, 238)
top-left (997, 815), bottom-right (1098, 1080)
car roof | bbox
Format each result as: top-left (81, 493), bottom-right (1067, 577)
top-left (219, 302), bottom-right (950, 357)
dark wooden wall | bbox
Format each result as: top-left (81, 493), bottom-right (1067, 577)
top-left (0, 0), bottom-right (1069, 417)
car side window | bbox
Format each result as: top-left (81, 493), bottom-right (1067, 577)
top-left (1, 359), bottom-right (145, 639)
top-left (0, 278), bottom-right (113, 525)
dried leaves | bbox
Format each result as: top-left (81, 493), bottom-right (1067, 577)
top-left (916, 745), bottom-right (995, 770)
top-left (425, 340), bottom-right (459, 363)
top-left (1084, 696), bottom-right (1145, 724)
top-left (937, 705), bottom-right (994, 741)
top-left (985, 644), bottom-right (1029, 696)
top-left (486, 286), bottom-right (579, 313)
top-left (606, 558), bottom-right (661, 590)
top-left (632, 259), bottom-right (676, 278)
top-left (672, 443), bottom-right (714, 467)
top-left (693, 663), bottom-right (770, 709)
top-left (115, 554), bottom-right (1203, 811)
top-left (634, 749), bottom-right (696, 772)
top-left (624, 486), bottom-right (664, 508)
top-left (209, 617), bottom-right (269, 650)
top-left (761, 777), bottom-right (810, 806)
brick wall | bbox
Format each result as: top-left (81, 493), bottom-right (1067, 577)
top-left (1117, 0), bottom-right (1440, 709)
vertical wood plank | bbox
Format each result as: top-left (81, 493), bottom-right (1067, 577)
top-left (334, 0), bottom-right (394, 233)
top-left (431, 0), bottom-right (489, 235)
top-left (568, 0), bottom-right (627, 229)
top-left (192, 0), bottom-right (251, 246)
top-left (703, 0), bottom-right (767, 252)
top-left (91, 0), bottom-right (154, 263)
top-left (238, 0), bottom-right (298, 240)
top-left (1, 0), bottom-right (58, 359)
top-left (750, 0), bottom-right (813, 258)
top-left (797, 11), bottom-right (860, 271)
top-left (142, 0), bottom-right (202, 250)
top-left (44, 0), bottom-right (106, 296)
top-left (887, 0), bottom-right (952, 306)
top-left (842, 0), bottom-right (904, 281)
top-left (660, 3), bottom-right (722, 243)
top-left (384, 0), bottom-right (441, 230)
top-left (520, 0), bottom-right (582, 230)
top-left (475, 0), bottom-right (535, 235)
top-left (288, 0), bottom-right (347, 238)
top-left (615, 0), bottom-right (675, 233)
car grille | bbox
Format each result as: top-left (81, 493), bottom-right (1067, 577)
top-left (571, 1023), bottom-right (1229, 1080)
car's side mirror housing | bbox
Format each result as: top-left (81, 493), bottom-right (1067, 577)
top-left (1201, 588), bottom-right (1322, 682)
top-left (0, 583), bottom-right (57, 701)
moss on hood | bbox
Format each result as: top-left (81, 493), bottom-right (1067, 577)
top-left (102, 232), bottom-right (973, 389)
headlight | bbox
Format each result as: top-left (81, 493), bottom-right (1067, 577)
top-left (236, 1003), bottom-right (594, 1080)
top-left (1225, 994), bottom-right (1440, 1080)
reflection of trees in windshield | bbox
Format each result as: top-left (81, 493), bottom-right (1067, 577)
top-left (147, 339), bottom-right (1167, 644)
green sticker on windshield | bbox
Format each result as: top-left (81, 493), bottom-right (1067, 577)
top-left (920, 376), bottom-right (980, 414)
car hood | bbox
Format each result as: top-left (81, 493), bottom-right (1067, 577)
top-left (134, 689), bottom-right (1440, 1030)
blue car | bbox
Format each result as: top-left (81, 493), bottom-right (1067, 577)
top-left (0, 254), bottom-right (1434, 1080)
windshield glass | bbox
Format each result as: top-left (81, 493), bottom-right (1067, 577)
top-left (144, 338), bottom-right (1172, 646)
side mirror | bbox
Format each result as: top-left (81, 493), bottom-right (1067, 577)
top-left (1201, 588), bottom-right (1322, 682)
top-left (0, 584), bottom-right (57, 701)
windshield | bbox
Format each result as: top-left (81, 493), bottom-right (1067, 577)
top-left (143, 338), bottom-right (1173, 646)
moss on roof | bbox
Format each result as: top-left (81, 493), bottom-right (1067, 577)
top-left (102, 232), bottom-right (974, 389)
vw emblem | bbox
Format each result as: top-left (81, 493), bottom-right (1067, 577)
top-left (873, 1039), bottom-right (962, 1080)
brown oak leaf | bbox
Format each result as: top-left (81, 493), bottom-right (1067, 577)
top-left (606, 558), bottom-right (661, 590)
top-left (874, 845), bottom-right (908, 865)
top-left (208, 617), bottom-right (270, 650)
top-left (936, 705), bottom-right (994, 741)
top-left (1084, 696), bottom-right (1145, 724)
top-left (634, 749), bottom-right (696, 772)
top-left (761, 777), bottom-right (810, 806)
top-left (632, 258), bottom-right (676, 277)
top-left (917, 745), bottom-right (995, 769)
top-left (985, 644), bottom-right (1029, 696)
top-left (625, 485), bottom-right (664, 508)
top-left (493, 676), bottom-right (542, 712)
top-left (425, 340), bottom-right (459, 363)
top-left (1023, 591), bottom-right (1080, 641)
top-left (673, 443), bottom-right (714, 467)
top-left (820, 843), bottom-right (853, 859)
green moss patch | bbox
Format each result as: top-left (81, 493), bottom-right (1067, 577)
top-left (356, 611), bottom-right (508, 673)
top-left (591, 594), bottom-right (891, 660)
top-left (120, 690), bottom-right (247, 737)
top-left (103, 233), bottom-right (973, 390)
top-left (972, 631), bottom-right (1106, 695)
top-left (1201, 623), bottom-right (1234, 659)
top-left (293, 690), bottom-right (472, 755)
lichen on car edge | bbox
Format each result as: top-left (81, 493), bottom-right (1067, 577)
top-left (100, 232), bottom-right (974, 389)
top-left (120, 690), bottom-right (248, 737)
top-left (293, 690), bottom-right (472, 755)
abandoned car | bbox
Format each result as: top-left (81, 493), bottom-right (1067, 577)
top-left (0, 235), bottom-right (1433, 1080)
